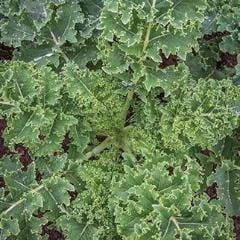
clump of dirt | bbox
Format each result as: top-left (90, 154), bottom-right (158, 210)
top-left (68, 190), bottom-right (78, 202)
top-left (0, 119), bottom-right (7, 135)
top-left (36, 169), bottom-right (44, 183)
top-left (0, 43), bottom-right (14, 61)
top-left (167, 165), bottom-right (174, 176)
top-left (42, 223), bottom-right (65, 240)
top-left (205, 182), bottom-right (218, 201)
top-left (200, 148), bottom-right (213, 157)
top-left (62, 133), bottom-right (72, 153)
top-left (0, 119), bottom-right (10, 157)
top-left (0, 176), bottom-right (5, 188)
top-left (0, 135), bottom-right (9, 157)
top-left (33, 210), bottom-right (47, 218)
top-left (203, 31), bottom-right (230, 41)
top-left (235, 130), bottom-right (240, 142)
top-left (159, 50), bottom-right (179, 69)
top-left (15, 144), bottom-right (32, 171)
top-left (216, 52), bottom-right (238, 69)
top-left (233, 216), bottom-right (240, 240)
top-left (156, 92), bottom-right (168, 104)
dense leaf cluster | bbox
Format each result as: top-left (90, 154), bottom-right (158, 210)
top-left (0, 0), bottom-right (240, 239)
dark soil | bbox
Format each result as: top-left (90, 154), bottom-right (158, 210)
top-left (0, 119), bottom-right (7, 135)
top-left (68, 190), bottom-right (78, 202)
top-left (62, 133), bottom-right (72, 153)
top-left (108, 34), bottom-right (120, 46)
top-left (96, 134), bottom-right (108, 142)
top-left (0, 119), bottom-right (10, 157)
top-left (33, 210), bottom-right (46, 218)
top-left (200, 148), bottom-right (212, 157)
top-left (203, 31), bottom-right (230, 41)
top-left (235, 130), bottom-right (240, 142)
top-left (233, 216), bottom-right (240, 240)
top-left (167, 165), bottom-right (174, 176)
top-left (205, 182), bottom-right (218, 201)
top-left (42, 223), bottom-right (65, 240)
top-left (191, 47), bottom-right (197, 56)
top-left (15, 144), bottom-right (32, 171)
top-left (156, 92), bottom-right (168, 104)
top-left (0, 43), bottom-right (14, 61)
top-left (159, 50), bottom-right (179, 69)
top-left (36, 169), bottom-right (44, 183)
top-left (216, 52), bottom-right (238, 69)
top-left (0, 176), bottom-right (5, 188)
top-left (0, 134), bottom-right (9, 157)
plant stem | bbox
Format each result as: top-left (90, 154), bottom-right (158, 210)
top-left (85, 137), bottom-right (113, 160)
top-left (0, 101), bottom-right (16, 106)
top-left (120, 0), bottom-right (157, 128)
top-left (141, 23), bottom-right (153, 56)
top-left (170, 216), bottom-right (181, 231)
top-left (1, 185), bottom-right (44, 216)
top-left (120, 90), bottom-right (134, 128)
top-left (50, 30), bottom-right (70, 62)
top-left (139, 0), bottom-right (156, 63)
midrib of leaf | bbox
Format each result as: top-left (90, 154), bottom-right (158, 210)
top-left (45, 187), bottom-right (70, 215)
top-left (8, 26), bottom-right (35, 37)
top-left (105, 12), bottom-right (135, 36)
top-left (0, 101), bottom-right (16, 107)
top-left (33, 53), bottom-right (55, 63)
top-left (89, 0), bottom-right (102, 10)
top-left (155, 0), bottom-right (189, 30)
top-left (120, 0), bottom-right (158, 131)
top-left (14, 77), bottom-right (24, 99)
top-left (61, 14), bottom-right (71, 42)
top-left (50, 29), bottom-right (70, 62)
top-left (162, 216), bottom-right (180, 239)
top-left (43, 78), bottom-right (46, 109)
top-left (46, 114), bottom-right (57, 139)
top-left (79, 223), bottom-right (90, 238)
top-left (70, 70), bottom-right (107, 110)
top-left (14, 180), bottom-right (32, 191)
top-left (0, 185), bottom-right (44, 216)
top-left (139, 0), bottom-right (157, 62)
top-left (225, 171), bottom-right (233, 214)
top-left (27, 5), bottom-right (48, 19)
top-left (15, 112), bottom-right (35, 138)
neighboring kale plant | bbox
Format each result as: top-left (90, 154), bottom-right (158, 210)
top-left (0, 0), bottom-right (102, 68)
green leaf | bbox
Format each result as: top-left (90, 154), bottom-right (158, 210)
top-left (112, 153), bottom-right (231, 239)
top-left (46, 1), bottom-right (84, 45)
top-left (1, 62), bottom-right (38, 104)
top-left (43, 177), bottom-right (74, 208)
top-left (36, 113), bottom-right (78, 156)
top-left (0, 217), bottom-right (20, 237)
top-left (15, 42), bottom-right (60, 67)
top-left (38, 67), bottom-right (62, 106)
top-left (0, 14), bottom-right (36, 47)
top-left (208, 166), bottom-right (240, 216)
top-left (144, 63), bottom-right (189, 93)
top-left (57, 216), bottom-right (96, 240)
top-left (19, 0), bottom-right (53, 30)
